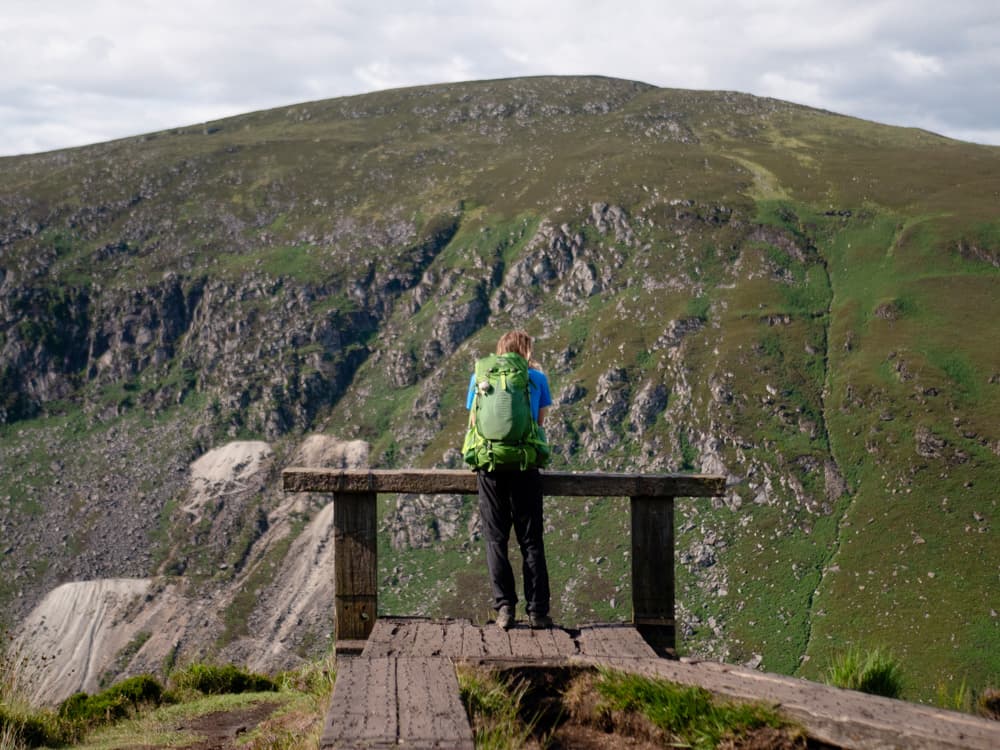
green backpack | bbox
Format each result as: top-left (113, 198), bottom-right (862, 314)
top-left (463, 352), bottom-right (550, 472)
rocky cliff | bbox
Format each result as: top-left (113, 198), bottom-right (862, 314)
top-left (14, 435), bottom-right (367, 704)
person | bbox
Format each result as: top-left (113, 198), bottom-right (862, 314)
top-left (466, 330), bottom-right (553, 630)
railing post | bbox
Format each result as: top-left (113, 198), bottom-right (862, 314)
top-left (333, 491), bottom-right (377, 647)
top-left (630, 495), bottom-right (675, 657)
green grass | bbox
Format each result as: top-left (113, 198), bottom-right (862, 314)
top-left (592, 669), bottom-right (791, 749)
top-left (59, 675), bottom-right (166, 725)
top-left (0, 649), bottom-right (332, 750)
top-left (457, 666), bottom-right (541, 750)
top-left (936, 676), bottom-right (974, 713)
top-left (168, 663), bottom-right (278, 696)
top-left (65, 692), bottom-right (288, 750)
top-left (458, 666), bottom-right (799, 749)
top-left (825, 646), bottom-right (904, 698)
top-left (926, 350), bottom-right (983, 404)
top-left (685, 295), bottom-right (711, 322)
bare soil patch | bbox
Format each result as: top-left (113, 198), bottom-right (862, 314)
top-left (166, 702), bottom-right (281, 750)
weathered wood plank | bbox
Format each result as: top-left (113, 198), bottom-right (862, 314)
top-left (441, 619), bottom-right (468, 657)
top-left (332, 491), bottom-right (377, 642)
top-left (631, 495), bottom-right (675, 656)
top-left (411, 620), bottom-right (448, 656)
top-left (523, 626), bottom-right (579, 658)
top-left (360, 620), bottom-right (403, 658)
top-left (548, 626), bottom-right (580, 657)
top-left (460, 622), bottom-right (487, 657)
top-left (578, 625), bottom-right (658, 659)
top-left (507, 627), bottom-right (546, 658)
top-left (322, 656), bottom-right (396, 748)
top-left (579, 656), bottom-right (1000, 750)
top-left (366, 618), bottom-right (471, 658)
top-left (323, 656), bottom-right (474, 749)
top-left (360, 617), bottom-right (603, 660)
top-left (365, 618), bottom-right (423, 657)
top-left (396, 657), bottom-right (475, 749)
top-left (284, 468), bottom-right (725, 498)
top-left (480, 624), bottom-right (514, 657)
top-left (577, 626), bottom-right (610, 657)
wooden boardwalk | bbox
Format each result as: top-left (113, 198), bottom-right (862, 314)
top-left (322, 618), bottom-right (655, 749)
top-left (321, 617), bottom-right (1000, 750)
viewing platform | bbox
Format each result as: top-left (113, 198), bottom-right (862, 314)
top-left (282, 467), bottom-right (725, 656)
top-left (319, 616), bottom-right (1000, 750)
top-left (282, 468), bottom-right (1000, 749)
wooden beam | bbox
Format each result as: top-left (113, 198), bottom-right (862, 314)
top-left (631, 495), bottom-right (675, 657)
top-left (283, 468), bottom-right (725, 498)
top-left (333, 491), bottom-right (377, 641)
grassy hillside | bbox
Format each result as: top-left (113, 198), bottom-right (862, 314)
top-left (1, 76), bottom-right (997, 703)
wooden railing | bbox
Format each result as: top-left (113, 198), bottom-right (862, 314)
top-left (281, 468), bottom-right (725, 656)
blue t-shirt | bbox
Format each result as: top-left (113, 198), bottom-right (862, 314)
top-left (466, 369), bottom-right (552, 422)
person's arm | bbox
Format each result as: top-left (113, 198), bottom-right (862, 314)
top-left (536, 372), bottom-right (552, 426)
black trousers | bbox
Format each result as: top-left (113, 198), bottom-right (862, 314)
top-left (477, 468), bottom-right (550, 616)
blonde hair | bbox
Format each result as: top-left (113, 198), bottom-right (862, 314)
top-left (496, 330), bottom-right (533, 360)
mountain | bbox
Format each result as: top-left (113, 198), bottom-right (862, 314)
top-left (1, 75), bottom-right (998, 704)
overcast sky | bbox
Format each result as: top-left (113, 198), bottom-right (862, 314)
top-left (2, 0), bottom-right (999, 157)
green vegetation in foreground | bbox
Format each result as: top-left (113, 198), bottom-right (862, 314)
top-left (457, 665), bottom-right (800, 749)
top-left (825, 646), bottom-right (904, 699)
top-left (166, 663), bottom-right (278, 696)
top-left (0, 656), bottom-right (334, 750)
top-left (457, 666), bottom-right (541, 750)
top-left (589, 669), bottom-right (793, 749)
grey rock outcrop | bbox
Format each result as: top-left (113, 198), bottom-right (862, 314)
top-left (14, 434), bottom-right (371, 703)
top-left (629, 381), bottom-right (669, 433)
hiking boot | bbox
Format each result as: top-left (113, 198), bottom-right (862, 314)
top-left (529, 613), bottom-right (553, 630)
top-left (496, 605), bottom-right (515, 630)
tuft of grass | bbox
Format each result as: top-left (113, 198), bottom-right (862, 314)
top-left (276, 651), bottom-right (337, 710)
top-left (0, 708), bottom-right (60, 750)
top-left (591, 668), bottom-right (790, 749)
top-left (1, 629), bottom-right (65, 749)
top-left (686, 295), bottom-right (711, 322)
top-left (678, 429), bottom-right (699, 471)
top-left (58, 675), bottom-right (165, 726)
top-left (456, 666), bottom-right (541, 750)
top-left (170, 663), bottom-right (278, 695)
top-left (935, 677), bottom-right (973, 713)
top-left (826, 646), bottom-right (904, 699)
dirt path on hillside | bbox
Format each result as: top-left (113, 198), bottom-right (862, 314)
top-left (138, 702), bottom-right (283, 750)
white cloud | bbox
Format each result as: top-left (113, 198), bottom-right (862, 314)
top-left (757, 72), bottom-right (827, 109)
top-left (888, 49), bottom-right (945, 79)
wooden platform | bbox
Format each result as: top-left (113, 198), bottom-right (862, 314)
top-left (321, 618), bottom-right (1000, 750)
top-left (325, 655), bottom-right (473, 749)
top-left (321, 618), bottom-right (655, 749)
